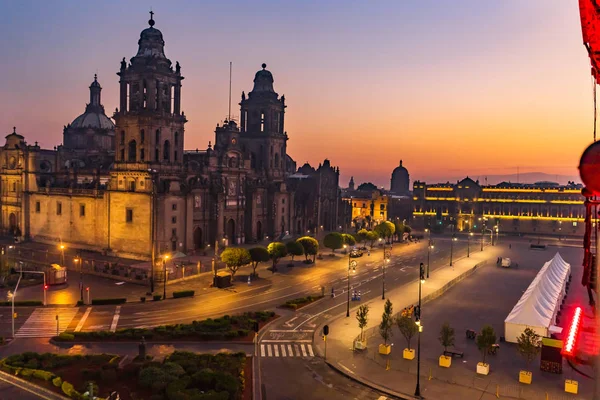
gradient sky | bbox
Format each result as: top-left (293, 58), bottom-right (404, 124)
top-left (0, 0), bottom-right (595, 187)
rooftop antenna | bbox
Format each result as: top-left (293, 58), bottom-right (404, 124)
top-left (228, 62), bottom-right (232, 121)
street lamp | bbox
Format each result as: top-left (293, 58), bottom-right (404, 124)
top-left (163, 255), bottom-right (170, 300)
top-left (344, 245), bottom-right (357, 317)
top-left (494, 225), bottom-right (499, 245)
top-left (379, 238), bottom-right (391, 299)
top-left (73, 255), bottom-right (84, 302)
top-left (425, 227), bottom-right (432, 278)
top-left (480, 217), bottom-right (487, 251)
top-left (148, 168), bottom-right (158, 294)
top-left (467, 232), bottom-right (473, 257)
top-left (450, 234), bottom-right (457, 266)
top-left (415, 262), bottom-right (425, 397)
top-left (59, 244), bottom-right (65, 266)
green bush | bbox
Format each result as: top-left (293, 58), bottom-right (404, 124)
top-left (153, 294), bottom-right (162, 301)
top-left (173, 290), bottom-right (195, 299)
top-left (32, 369), bottom-right (54, 381)
top-left (58, 332), bottom-right (74, 341)
top-left (52, 376), bottom-right (62, 387)
top-left (61, 381), bottom-right (75, 396)
top-left (20, 368), bottom-right (34, 377)
top-left (91, 298), bottom-right (126, 305)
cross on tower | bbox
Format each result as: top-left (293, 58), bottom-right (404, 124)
top-left (150, 10), bottom-right (154, 20)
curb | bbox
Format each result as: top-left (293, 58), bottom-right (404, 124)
top-left (49, 339), bottom-right (258, 346)
top-left (313, 258), bottom-right (490, 400)
top-left (0, 368), bottom-right (68, 400)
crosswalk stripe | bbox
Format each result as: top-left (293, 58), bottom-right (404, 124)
top-left (287, 344), bottom-right (293, 356)
top-left (307, 344), bottom-right (314, 357)
top-left (74, 307), bottom-right (92, 332)
top-left (110, 306), bottom-right (121, 332)
top-left (258, 343), bottom-right (315, 358)
top-left (301, 344), bottom-right (307, 357)
top-left (267, 344), bottom-right (272, 357)
top-left (260, 344), bottom-right (265, 357)
top-left (16, 308), bottom-right (78, 338)
top-left (274, 345), bottom-right (279, 357)
top-left (281, 345), bottom-right (286, 357)
top-left (294, 344), bottom-right (300, 356)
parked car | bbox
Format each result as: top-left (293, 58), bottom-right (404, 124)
top-left (350, 249), bottom-right (363, 258)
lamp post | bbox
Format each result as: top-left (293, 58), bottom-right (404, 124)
top-left (344, 245), bottom-right (357, 317)
top-left (379, 238), bottom-right (391, 299)
top-left (479, 217), bottom-right (487, 251)
top-left (467, 231), bottom-right (473, 257)
top-left (163, 255), bottom-right (170, 300)
top-left (425, 228), bottom-right (432, 278)
top-left (149, 168), bottom-right (158, 294)
top-left (494, 225), bottom-right (499, 245)
top-left (59, 244), bottom-right (65, 266)
top-left (415, 262), bottom-right (425, 397)
top-left (450, 234), bottom-right (457, 266)
top-left (74, 255), bottom-right (83, 302)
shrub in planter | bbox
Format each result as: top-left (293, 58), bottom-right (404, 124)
top-left (476, 325), bottom-right (496, 375)
top-left (438, 322), bottom-right (455, 367)
top-left (173, 290), bottom-right (195, 299)
top-left (58, 332), bottom-right (74, 341)
top-left (32, 369), bottom-right (54, 381)
top-left (379, 299), bottom-right (394, 354)
top-left (61, 381), bottom-right (76, 396)
top-left (397, 315), bottom-right (417, 360)
top-left (517, 327), bottom-right (541, 384)
top-left (153, 294), bottom-right (162, 301)
top-left (52, 376), bottom-right (62, 387)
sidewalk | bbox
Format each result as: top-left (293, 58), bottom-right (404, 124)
top-left (312, 246), bottom-right (585, 400)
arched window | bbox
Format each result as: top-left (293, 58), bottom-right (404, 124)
top-left (174, 132), bottom-right (179, 146)
top-left (155, 129), bottom-right (160, 143)
top-left (140, 129), bottom-right (145, 144)
top-left (274, 153), bottom-right (280, 169)
top-left (163, 140), bottom-right (171, 161)
top-left (120, 131), bottom-right (125, 145)
top-left (155, 148), bottom-right (159, 162)
top-left (143, 80), bottom-right (147, 109)
top-left (120, 149), bottom-right (125, 160)
top-left (140, 148), bottom-right (145, 161)
top-left (128, 140), bottom-right (137, 162)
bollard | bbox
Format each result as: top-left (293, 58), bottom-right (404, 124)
top-left (331, 287), bottom-right (334, 298)
top-left (496, 384), bottom-right (499, 398)
top-left (386, 359), bottom-right (390, 370)
top-left (428, 367), bottom-right (432, 380)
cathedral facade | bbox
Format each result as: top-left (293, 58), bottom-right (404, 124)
top-left (0, 14), bottom-right (343, 263)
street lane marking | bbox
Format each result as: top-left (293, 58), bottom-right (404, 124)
top-left (110, 306), bottom-right (121, 332)
top-left (301, 344), bottom-right (307, 357)
top-left (281, 345), bottom-right (287, 357)
top-left (274, 345), bottom-right (279, 357)
top-left (287, 344), bottom-right (293, 356)
top-left (267, 345), bottom-right (272, 357)
top-left (307, 345), bottom-right (314, 357)
top-left (269, 329), bottom-right (314, 333)
top-left (74, 307), bottom-right (92, 332)
top-left (260, 344), bottom-right (265, 357)
top-left (338, 362), bottom-right (355, 375)
top-left (261, 339), bottom-right (312, 343)
top-left (294, 344), bottom-right (300, 356)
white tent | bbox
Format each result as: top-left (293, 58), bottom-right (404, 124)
top-left (504, 253), bottom-right (571, 343)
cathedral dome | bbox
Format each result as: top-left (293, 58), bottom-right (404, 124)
top-left (251, 63), bottom-right (275, 93)
top-left (390, 160), bottom-right (410, 194)
top-left (136, 12), bottom-right (166, 58)
top-left (70, 112), bottom-right (115, 130)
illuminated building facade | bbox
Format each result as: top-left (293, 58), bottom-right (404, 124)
top-left (412, 177), bottom-right (585, 236)
top-left (0, 13), bottom-right (347, 261)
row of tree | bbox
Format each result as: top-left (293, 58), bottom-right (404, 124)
top-left (220, 237), bottom-right (320, 277)
top-left (323, 221), bottom-right (413, 253)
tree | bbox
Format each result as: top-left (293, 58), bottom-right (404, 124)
top-left (366, 230), bottom-right (380, 249)
top-left (397, 315), bottom-right (418, 350)
top-left (297, 236), bottom-right (319, 262)
top-left (374, 221), bottom-right (395, 243)
top-left (220, 247), bottom-right (251, 278)
top-left (379, 299), bottom-right (394, 346)
top-left (285, 241), bottom-right (304, 262)
top-left (356, 229), bottom-right (369, 248)
top-left (394, 221), bottom-right (405, 240)
top-left (476, 325), bottom-right (497, 365)
top-left (267, 242), bottom-right (287, 272)
top-left (342, 233), bottom-right (356, 247)
top-left (356, 304), bottom-right (369, 341)
top-left (517, 327), bottom-right (541, 370)
top-left (357, 182), bottom-right (378, 192)
top-left (439, 322), bottom-right (455, 353)
top-left (404, 225), bottom-right (412, 234)
top-left (248, 247), bottom-right (270, 276)
top-left (324, 232), bottom-right (344, 253)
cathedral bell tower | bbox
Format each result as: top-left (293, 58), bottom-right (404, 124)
top-left (113, 11), bottom-right (186, 173)
top-left (239, 64), bottom-right (287, 181)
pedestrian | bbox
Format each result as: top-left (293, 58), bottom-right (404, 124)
top-left (509, 244), bottom-right (512, 249)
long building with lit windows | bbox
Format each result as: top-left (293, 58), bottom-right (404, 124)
top-left (411, 177), bottom-right (585, 236)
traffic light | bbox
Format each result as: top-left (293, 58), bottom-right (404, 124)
top-left (44, 285), bottom-right (48, 290)
top-left (86, 287), bottom-right (90, 292)
top-left (590, 254), bottom-right (597, 292)
top-left (419, 263), bottom-right (425, 281)
top-left (414, 305), bottom-right (421, 322)
top-left (323, 325), bottom-right (329, 336)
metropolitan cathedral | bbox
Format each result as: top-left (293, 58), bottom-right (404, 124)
top-left (0, 13), bottom-right (343, 260)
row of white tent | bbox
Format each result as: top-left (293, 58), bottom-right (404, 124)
top-left (504, 253), bottom-right (571, 343)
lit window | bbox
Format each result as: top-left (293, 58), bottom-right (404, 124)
top-left (80, 204), bottom-right (85, 217)
top-left (57, 202), bottom-right (62, 216)
top-left (126, 208), bottom-right (133, 223)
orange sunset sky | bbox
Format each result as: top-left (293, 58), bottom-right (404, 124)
top-left (0, 1), bottom-right (595, 187)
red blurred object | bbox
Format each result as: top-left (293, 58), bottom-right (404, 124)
top-left (579, 141), bottom-right (600, 194)
top-left (43, 284), bottom-right (48, 290)
top-left (580, 0), bottom-right (600, 82)
top-left (562, 307), bottom-right (583, 357)
top-left (85, 287), bottom-right (89, 291)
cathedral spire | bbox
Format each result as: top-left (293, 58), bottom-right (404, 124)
top-left (149, 10), bottom-right (155, 27)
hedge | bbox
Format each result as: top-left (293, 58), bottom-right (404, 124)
top-left (91, 298), bottom-right (127, 305)
top-left (0, 300), bottom-right (43, 307)
top-left (173, 290), bottom-right (195, 299)
top-left (282, 295), bottom-right (323, 310)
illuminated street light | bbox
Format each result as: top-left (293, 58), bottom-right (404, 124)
top-left (59, 244), bottom-right (66, 266)
top-left (415, 262), bottom-right (425, 397)
top-left (467, 231), bottom-right (473, 257)
top-left (73, 255), bottom-right (84, 302)
top-left (425, 227), bottom-right (432, 278)
top-left (346, 247), bottom-right (357, 318)
top-left (163, 254), bottom-right (170, 300)
top-left (450, 234), bottom-right (457, 266)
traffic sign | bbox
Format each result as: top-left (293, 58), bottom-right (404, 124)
top-left (323, 325), bottom-right (329, 336)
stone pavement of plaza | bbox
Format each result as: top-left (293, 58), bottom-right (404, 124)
top-left (313, 247), bottom-right (590, 400)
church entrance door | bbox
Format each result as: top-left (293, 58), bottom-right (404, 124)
top-left (227, 219), bottom-right (236, 245)
top-left (193, 227), bottom-right (203, 250)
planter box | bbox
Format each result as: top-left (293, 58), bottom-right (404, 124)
top-left (378, 344), bottom-right (391, 355)
top-left (565, 379), bottom-right (578, 394)
top-left (354, 339), bottom-right (367, 350)
top-left (403, 348), bottom-right (415, 360)
top-left (439, 355), bottom-right (451, 368)
top-left (519, 370), bottom-right (532, 384)
top-left (476, 362), bottom-right (490, 375)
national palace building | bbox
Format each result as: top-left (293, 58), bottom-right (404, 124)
top-left (411, 177), bottom-right (586, 236)
top-left (0, 13), bottom-right (346, 260)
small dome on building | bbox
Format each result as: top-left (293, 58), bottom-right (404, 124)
top-left (390, 160), bottom-right (410, 194)
top-left (251, 63), bottom-right (275, 93)
top-left (70, 112), bottom-right (115, 130)
top-left (136, 12), bottom-right (166, 59)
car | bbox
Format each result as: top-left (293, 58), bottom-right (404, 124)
top-left (350, 249), bottom-right (363, 258)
